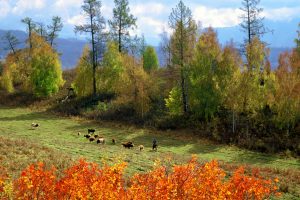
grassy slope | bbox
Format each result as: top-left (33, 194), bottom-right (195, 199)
top-left (0, 107), bottom-right (299, 199)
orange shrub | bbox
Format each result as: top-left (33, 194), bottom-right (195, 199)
top-left (127, 157), bottom-right (279, 200)
top-left (0, 157), bottom-right (280, 200)
top-left (225, 167), bottom-right (280, 199)
top-left (0, 167), bottom-right (8, 194)
top-left (14, 162), bottom-right (56, 200)
top-left (55, 159), bottom-right (126, 199)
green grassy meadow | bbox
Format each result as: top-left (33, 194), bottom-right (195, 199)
top-left (0, 107), bottom-right (299, 199)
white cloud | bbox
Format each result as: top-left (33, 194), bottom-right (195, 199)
top-left (0, 0), bottom-right (11, 18)
top-left (263, 7), bottom-right (300, 21)
top-left (54, 0), bottom-right (82, 9)
top-left (12, 0), bottom-right (45, 14)
top-left (101, 4), bottom-right (113, 18)
top-left (67, 14), bottom-right (85, 26)
top-left (192, 5), bottom-right (300, 28)
top-left (193, 6), bottom-right (242, 28)
top-left (138, 17), bottom-right (170, 35)
top-left (131, 3), bottom-right (167, 16)
top-left (129, 3), bottom-right (170, 39)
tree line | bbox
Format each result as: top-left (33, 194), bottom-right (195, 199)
top-left (0, 0), bottom-right (299, 154)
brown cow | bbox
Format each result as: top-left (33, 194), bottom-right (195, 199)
top-left (122, 142), bottom-right (134, 149)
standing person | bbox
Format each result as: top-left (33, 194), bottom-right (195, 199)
top-left (152, 138), bottom-right (157, 151)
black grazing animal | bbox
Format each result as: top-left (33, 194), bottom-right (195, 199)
top-left (122, 142), bottom-right (134, 149)
top-left (84, 134), bottom-right (91, 139)
top-left (88, 129), bottom-right (96, 134)
top-left (31, 123), bottom-right (39, 128)
top-left (97, 138), bottom-right (105, 144)
top-left (112, 138), bottom-right (116, 145)
top-left (152, 138), bottom-right (158, 151)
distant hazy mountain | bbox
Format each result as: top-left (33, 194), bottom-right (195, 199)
top-left (0, 29), bottom-right (87, 69)
top-left (0, 29), bottom-right (294, 70)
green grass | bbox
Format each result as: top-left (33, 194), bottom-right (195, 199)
top-left (0, 107), bottom-right (299, 199)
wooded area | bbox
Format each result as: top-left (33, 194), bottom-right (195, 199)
top-left (0, 0), bottom-right (299, 155)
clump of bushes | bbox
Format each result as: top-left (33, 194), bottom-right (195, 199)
top-left (0, 157), bottom-right (280, 199)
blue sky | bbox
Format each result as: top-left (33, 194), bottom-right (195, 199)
top-left (0, 0), bottom-right (299, 46)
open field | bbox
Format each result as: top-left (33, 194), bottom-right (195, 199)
top-left (0, 107), bottom-right (299, 199)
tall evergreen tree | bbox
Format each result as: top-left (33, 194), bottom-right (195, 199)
top-left (36, 22), bottom-right (47, 39)
top-left (108, 0), bottom-right (137, 53)
top-left (75, 0), bottom-right (106, 96)
top-left (169, 0), bottom-right (197, 114)
top-left (295, 23), bottom-right (300, 53)
top-left (48, 16), bottom-right (63, 47)
top-left (2, 31), bottom-right (20, 55)
top-left (21, 17), bottom-right (36, 50)
top-left (240, 0), bottom-right (267, 46)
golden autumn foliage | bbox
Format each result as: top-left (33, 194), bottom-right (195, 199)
top-left (30, 33), bottom-right (64, 97)
top-left (3, 33), bottom-right (64, 96)
top-left (0, 167), bottom-right (13, 200)
top-left (274, 50), bottom-right (300, 128)
top-left (0, 64), bottom-right (14, 93)
top-left (114, 55), bottom-right (158, 117)
top-left (73, 45), bottom-right (93, 97)
top-left (0, 158), bottom-right (280, 200)
top-left (4, 49), bottom-right (31, 91)
top-left (0, 167), bottom-right (8, 194)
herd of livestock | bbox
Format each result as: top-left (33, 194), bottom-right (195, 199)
top-left (31, 123), bottom-right (158, 151)
top-left (80, 129), bottom-right (158, 151)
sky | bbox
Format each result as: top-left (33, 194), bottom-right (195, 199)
top-left (0, 0), bottom-right (299, 46)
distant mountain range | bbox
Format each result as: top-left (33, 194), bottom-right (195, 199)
top-left (0, 29), bottom-right (294, 70)
top-left (216, 19), bottom-right (299, 48)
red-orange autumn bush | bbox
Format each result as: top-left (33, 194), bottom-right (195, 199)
top-left (13, 162), bottom-right (56, 200)
top-left (0, 167), bottom-right (8, 194)
top-left (127, 158), bottom-right (280, 200)
top-left (55, 159), bottom-right (126, 199)
top-left (1, 158), bottom-right (280, 200)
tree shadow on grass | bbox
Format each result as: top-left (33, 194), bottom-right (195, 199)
top-left (131, 132), bottom-right (300, 169)
top-left (0, 111), bottom-right (60, 122)
top-left (234, 151), bottom-right (300, 169)
top-left (118, 130), bottom-right (223, 156)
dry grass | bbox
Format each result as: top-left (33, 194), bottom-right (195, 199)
top-left (0, 136), bottom-right (74, 178)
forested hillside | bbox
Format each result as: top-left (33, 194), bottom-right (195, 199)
top-left (0, 0), bottom-right (300, 199)
top-left (0, 0), bottom-right (299, 156)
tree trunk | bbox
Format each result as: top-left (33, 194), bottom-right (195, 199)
top-left (232, 111), bottom-right (235, 133)
top-left (90, 7), bottom-right (96, 96)
top-left (181, 71), bottom-right (188, 113)
top-left (247, 0), bottom-right (251, 45)
top-left (118, 15), bottom-right (122, 53)
top-left (180, 22), bottom-right (188, 114)
top-left (29, 24), bottom-right (32, 50)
